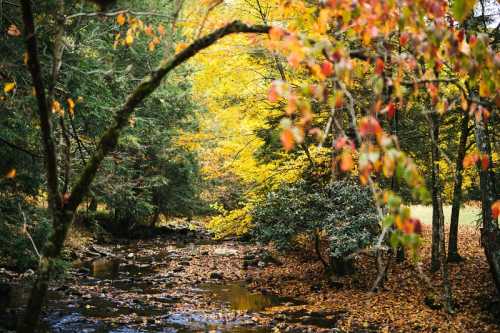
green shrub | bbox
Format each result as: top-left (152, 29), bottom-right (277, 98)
top-left (0, 198), bottom-right (51, 271)
top-left (252, 179), bottom-right (379, 272)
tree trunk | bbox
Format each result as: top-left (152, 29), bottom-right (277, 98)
top-left (448, 111), bottom-right (470, 262)
top-left (17, 209), bottom-right (75, 332)
top-left (330, 257), bottom-right (355, 276)
top-left (428, 112), bottom-right (453, 311)
top-left (150, 210), bottom-right (160, 228)
top-left (430, 114), bottom-right (443, 272)
top-left (314, 229), bottom-right (329, 269)
top-left (474, 115), bottom-right (500, 293)
top-left (371, 251), bottom-right (392, 292)
top-left (437, 189), bottom-right (454, 312)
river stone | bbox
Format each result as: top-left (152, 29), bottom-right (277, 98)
top-left (213, 248), bottom-right (238, 256)
top-left (243, 254), bottom-right (256, 260)
top-left (89, 245), bottom-right (113, 257)
top-left (209, 272), bottom-right (223, 279)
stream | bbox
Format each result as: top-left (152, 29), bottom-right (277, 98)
top-left (3, 237), bottom-right (340, 333)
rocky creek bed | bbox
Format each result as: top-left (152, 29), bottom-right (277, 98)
top-left (2, 224), bottom-right (498, 332)
top-left (0, 235), bottom-right (342, 333)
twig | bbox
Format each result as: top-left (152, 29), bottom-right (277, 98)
top-left (66, 9), bottom-right (173, 20)
top-left (18, 203), bottom-right (41, 261)
top-left (0, 136), bottom-right (41, 158)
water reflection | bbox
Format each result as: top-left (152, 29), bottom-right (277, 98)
top-left (91, 258), bottom-right (120, 279)
top-left (200, 283), bottom-right (294, 312)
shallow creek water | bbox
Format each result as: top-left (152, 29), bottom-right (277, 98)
top-left (6, 240), bottom-right (313, 333)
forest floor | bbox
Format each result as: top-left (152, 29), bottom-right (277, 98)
top-left (0, 220), bottom-right (499, 332)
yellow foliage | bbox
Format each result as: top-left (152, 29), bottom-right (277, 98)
top-left (3, 82), bottom-right (15, 93)
top-left (174, 0), bottom-right (333, 238)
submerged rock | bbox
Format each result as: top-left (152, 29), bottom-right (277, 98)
top-left (209, 272), bottom-right (224, 280)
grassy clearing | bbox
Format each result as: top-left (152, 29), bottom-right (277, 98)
top-left (411, 204), bottom-right (481, 226)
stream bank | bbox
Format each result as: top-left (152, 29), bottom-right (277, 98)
top-left (1, 224), bottom-right (498, 332)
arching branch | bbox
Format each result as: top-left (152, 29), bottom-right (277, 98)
top-left (66, 20), bottom-right (270, 211)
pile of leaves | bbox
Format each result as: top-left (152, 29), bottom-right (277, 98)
top-left (249, 224), bottom-right (499, 332)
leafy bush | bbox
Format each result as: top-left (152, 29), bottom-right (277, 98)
top-left (0, 197), bottom-right (51, 271)
top-left (323, 181), bottom-right (380, 258)
top-left (252, 179), bottom-right (379, 271)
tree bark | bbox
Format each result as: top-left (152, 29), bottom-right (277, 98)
top-left (428, 112), bottom-right (453, 312)
top-left (474, 114), bottom-right (500, 293)
top-left (448, 111), bottom-right (470, 262)
top-left (430, 113), bottom-right (443, 272)
top-left (314, 229), bottom-right (329, 269)
top-left (18, 2), bottom-right (271, 330)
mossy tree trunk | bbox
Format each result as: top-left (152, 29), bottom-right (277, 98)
top-left (18, 2), bottom-right (270, 331)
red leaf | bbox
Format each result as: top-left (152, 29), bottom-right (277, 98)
top-left (481, 154), bottom-right (489, 171)
top-left (399, 32), bottom-right (409, 46)
top-left (321, 61), bottom-right (334, 77)
top-left (492, 201), bottom-right (500, 219)
top-left (335, 136), bottom-right (347, 150)
top-left (403, 218), bottom-right (422, 235)
top-left (386, 102), bottom-right (396, 119)
top-left (374, 58), bottom-right (384, 75)
top-left (359, 117), bottom-right (382, 137)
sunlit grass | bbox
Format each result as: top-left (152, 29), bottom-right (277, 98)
top-left (411, 205), bottom-right (481, 226)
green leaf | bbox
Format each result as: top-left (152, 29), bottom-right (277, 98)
top-left (382, 215), bottom-right (395, 228)
top-left (390, 232), bottom-right (400, 250)
top-left (451, 0), bottom-right (477, 22)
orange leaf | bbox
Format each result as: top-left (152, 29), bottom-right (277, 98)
top-left (269, 27), bottom-right (284, 41)
top-left (5, 169), bottom-right (16, 178)
top-left (340, 151), bottom-right (353, 171)
top-left (148, 41), bottom-right (156, 52)
top-left (268, 85), bottom-right (279, 103)
top-left (492, 200), bottom-right (500, 219)
top-left (144, 24), bottom-right (154, 36)
top-left (374, 58), bottom-right (384, 75)
top-left (463, 153), bottom-right (477, 168)
top-left (280, 129), bottom-right (295, 151)
top-left (7, 24), bottom-right (21, 37)
top-left (52, 100), bottom-right (64, 116)
top-left (175, 42), bottom-right (188, 54)
top-left (157, 24), bottom-right (166, 36)
top-left (67, 98), bottom-right (75, 115)
top-left (116, 13), bottom-right (126, 26)
top-left (287, 52), bottom-right (302, 68)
